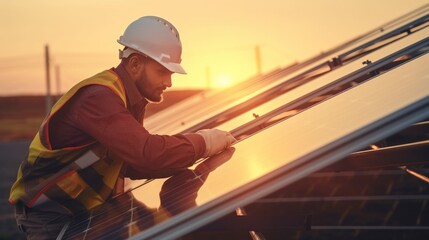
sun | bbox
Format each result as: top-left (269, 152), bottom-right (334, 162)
top-left (215, 74), bottom-right (233, 88)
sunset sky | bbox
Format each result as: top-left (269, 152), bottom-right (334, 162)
top-left (0, 0), bottom-right (427, 96)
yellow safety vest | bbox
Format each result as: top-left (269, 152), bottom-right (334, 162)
top-left (9, 70), bottom-right (128, 214)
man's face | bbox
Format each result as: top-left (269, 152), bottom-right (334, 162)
top-left (135, 57), bottom-right (173, 102)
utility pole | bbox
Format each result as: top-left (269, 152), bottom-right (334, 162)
top-left (255, 45), bottom-right (262, 75)
top-left (45, 44), bottom-right (52, 116)
top-left (55, 64), bottom-right (61, 101)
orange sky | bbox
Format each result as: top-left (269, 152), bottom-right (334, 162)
top-left (0, 0), bottom-right (427, 96)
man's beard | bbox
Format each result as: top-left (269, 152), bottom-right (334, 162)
top-left (135, 71), bottom-right (164, 103)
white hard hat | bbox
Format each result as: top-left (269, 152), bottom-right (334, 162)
top-left (118, 16), bottom-right (186, 74)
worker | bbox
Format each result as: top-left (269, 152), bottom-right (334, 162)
top-left (9, 16), bottom-right (236, 239)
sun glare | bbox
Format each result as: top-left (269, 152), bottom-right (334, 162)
top-left (215, 74), bottom-right (233, 88)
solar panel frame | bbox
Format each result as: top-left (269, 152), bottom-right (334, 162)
top-left (338, 13), bottom-right (429, 61)
top-left (321, 140), bottom-right (429, 171)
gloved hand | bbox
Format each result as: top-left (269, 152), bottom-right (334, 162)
top-left (196, 129), bottom-right (236, 158)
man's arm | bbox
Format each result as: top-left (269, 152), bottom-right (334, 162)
top-left (51, 85), bottom-right (205, 171)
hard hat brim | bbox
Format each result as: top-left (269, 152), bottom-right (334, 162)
top-left (164, 62), bottom-right (187, 74)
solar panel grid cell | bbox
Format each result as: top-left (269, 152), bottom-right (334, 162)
top-left (63, 193), bottom-right (160, 239)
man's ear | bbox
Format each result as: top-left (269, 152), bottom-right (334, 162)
top-left (128, 54), bottom-right (143, 73)
top-left (124, 54), bottom-right (145, 81)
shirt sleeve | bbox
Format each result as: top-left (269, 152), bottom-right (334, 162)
top-left (70, 85), bottom-right (206, 171)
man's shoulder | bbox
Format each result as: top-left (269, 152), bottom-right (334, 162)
top-left (77, 84), bottom-right (117, 98)
top-left (69, 84), bottom-right (124, 110)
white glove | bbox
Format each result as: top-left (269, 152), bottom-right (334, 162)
top-left (196, 129), bottom-right (236, 158)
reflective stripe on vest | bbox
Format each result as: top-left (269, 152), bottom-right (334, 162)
top-left (28, 150), bottom-right (100, 207)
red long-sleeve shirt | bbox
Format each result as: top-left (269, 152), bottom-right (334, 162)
top-left (48, 65), bottom-right (205, 179)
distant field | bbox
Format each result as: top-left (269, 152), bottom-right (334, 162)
top-left (0, 90), bottom-right (203, 141)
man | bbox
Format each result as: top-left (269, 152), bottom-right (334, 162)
top-left (9, 16), bottom-right (235, 239)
